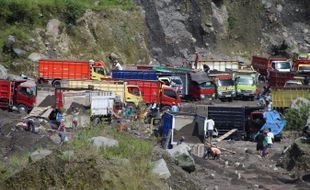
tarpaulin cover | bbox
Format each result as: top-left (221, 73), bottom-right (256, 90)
top-left (190, 71), bottom-right (211, 84)
top-left (259, 110), bottom-right (286, 136)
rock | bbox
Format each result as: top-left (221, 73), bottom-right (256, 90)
top-left (225, 161), bottom-right (229, 167)
top-left (166, 143), bottom-right (195, 172)
top-left (46, 19), bottom-right (61, 38)
top-left (12, 48), bottom-right (26, 57)
top-left (30, 149), bottom-right (52, 162)
top-left (0, 64), bottom-right (8, 79)
top-left (28, 52), bottom-right (47, 62)
top-left (291, 98), bottom-right (310, 109)
top-left (276, 4), bottom-right (283, 12)
top-left (63, 150), bottom-right (74, 159)
top-left (304, 37), bottom-right (310, 44)
top-left (90, 136), bottom-right (119, 149)
top-left (50, 134), bottom-right (61, 144)
top-left (210, 173), bottom-right (215, 179)
top-left (3, 35), bottom-right (16, 52)
top-left (303, 29), bottom-right (309, 34)
top-left (152, 158), bottom-right (171, 179)
top-left (234, 162), bottom-right (240, 167)
top-left (254, 184), bottom-right (259, 188)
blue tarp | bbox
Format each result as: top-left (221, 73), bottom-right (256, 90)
top-left (259, 110), bottom-right (286, 136)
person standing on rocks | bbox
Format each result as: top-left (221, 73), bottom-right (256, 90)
top-left (194, 52), bottom-right (199, 69)
top-left (267, 128), bottom-right (274, 149)
top-left (262, 131), bottom-right (269, 158)
top-left (256, 130), bottom-right (265, 155)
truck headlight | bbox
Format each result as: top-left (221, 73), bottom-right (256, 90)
top-left (200, 94), bottom-right (205, 99)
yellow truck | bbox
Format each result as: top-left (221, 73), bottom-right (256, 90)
top-left (271, 87), bottom-right (310, 109)
top-left (60, 80), bottom-right (143, 107)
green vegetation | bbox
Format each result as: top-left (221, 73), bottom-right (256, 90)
top-left (284, 100), bottom-right (310, 131)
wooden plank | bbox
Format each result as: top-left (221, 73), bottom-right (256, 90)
top-left (215, 129), bottom-right (237, 142)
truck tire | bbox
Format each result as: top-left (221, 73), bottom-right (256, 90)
top-left (92, 117), bottom-right (101, 126)
top-left (18, 104), bottom-right (28, 115)
top-left (52, 80), bottom-right (61, 88)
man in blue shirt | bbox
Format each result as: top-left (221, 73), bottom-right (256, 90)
top-left (171, 102), bottom-right (179, 112)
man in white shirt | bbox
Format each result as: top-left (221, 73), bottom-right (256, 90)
top-left (204, 119), bottom-right (215, 143)
top-left (266, 128), bottom-right (274, 148)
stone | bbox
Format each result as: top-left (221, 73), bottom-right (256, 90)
top-left (166, 143), bottom-right (195, 172)
top-left (28, 52), bottom-right (47, 62)
top-left (304, 37), bottom-right (310, 44)
top-left (0, 64), bottom-right (8, 79)
top-left (63, 150), bottom-right (74, 159)
top-left (3, 35), bottom-right (16, 51)
top-left (12, 48), bottom-right (26, 57)
top-left (276, 4), bottom-right (283, 12)
top-left (30, 149), bottom-right (52, 162)
top-left (90, 136), bottom-right (119, 149)
top-left (234, 162), bottom-right (240, 167)
top-left (303, 29), bottom-right (309, 34)
top-left (152, 158), bottom-right (171, 179)
top-left (210, 173), bottom-right (215, 179)
top-left (46, 19), bottom-right (61, 37)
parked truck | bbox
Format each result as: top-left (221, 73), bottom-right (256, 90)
top-left (189, 72), bottom-right (216, 100)
top-left (60, 80), bottom-right (142, 107)
top-left (230, 70), bottom-right (257, 100)
top-left (293, 59), bottom-right (310, 72)
top-left (271, 87), bottom-right (310, 109)
top-left (55, 89), bottom-right (114, 124)
top-left (251, 56), bottom-right (291, 76)
top-left (208, 72), bottom-right (236, 101)
top-left (0, 79), bottom-right (36, 113)
top-left (38, 59), bottom-right (110, 87)
top-left (194, 60), bottom-right (241, 71)
top-left (112, 70), bottom-right (181, 108)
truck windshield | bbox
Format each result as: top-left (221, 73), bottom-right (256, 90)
top-left (93, 67), bottom-right (107, 75)
top-left (20, 87), bottom-right (35, 97)
top-left (128, 87), bottom-right (140, 96)
top-left (273, 61), bottom-right (291, 70)
top-left (238, 77), bottom-right (254, 85)
top-left (218, 79), bottom-right (234, 87)
top-left (299, 66), bottom-right (310, 71)
top-left (164, 89), bottom-right (177, 99)
top-left (199, 82), bottom-right (214, 89)
top-left (171, 78), bottom-right (182, 85)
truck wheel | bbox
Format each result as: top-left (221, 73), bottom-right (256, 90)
top-left (18, 104), bottom-right (28, 115)
top-left (92, 117), bottom-right (101, 126)
top-left (52, 80), bottom-right (61, 88)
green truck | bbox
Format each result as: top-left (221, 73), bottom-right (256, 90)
top-left (228, 69), bottom-right (257, 101)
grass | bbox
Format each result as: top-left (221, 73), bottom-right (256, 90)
top-left (0, 153), bottom-right (30, 182)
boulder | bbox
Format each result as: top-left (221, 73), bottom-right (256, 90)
top-left (12, 48), bottom-right (26, 57)
top-left (30, 149), bottom-right (52, 162)
top-left (46, 19), bottom-right (61, 38)
top-left (166, 143), bottom-right (195, 172)
top-left (91, 136), bottom-right (119, 149)
top-left (152, 158), bottom-right (171, 179)
top-left (0, 64), bottom-right (7, 79)
top-left (28, 52), bottom-right (47, 62)
top-left (3, 35), bottom-right (16, 52)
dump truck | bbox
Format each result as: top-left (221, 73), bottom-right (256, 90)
top-left (126, 80), bottom-right (181, 109)
top-left (293, 59), bottom-right (310, 72)
top-left (189, 72), bottom-right (216, 100)
top-left (55, 89), bottom-right (114, 124)
top-left (0, 79), bottom-right (36, 113)
top-left (251, 56), bottom-right (291, 76)
top-left (229, 70), bottom-right (257, 100)
top-left (271, 87), bottom-right (310, 109)
top-left (38, 59), bottom-right (110, 87)
top-left (193, 60), bottom-right (241, 71)
top-left (60, 80), bottom-right (142, 107)
top-left (207, 105), bottom-right (263, 140)
top-left (112, 70), bottom-right (181, 108)
top-left (208, 72), bottom-right (235, 101)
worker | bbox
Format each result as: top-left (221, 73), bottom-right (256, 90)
top-left (56, 110), bottom-right (63, 125)
top-left (114, 61), bottom-right (123, 70)
top-left (71, 107), bottom-right (79, 131)
top-left (204, 146), bottom-right (221, 160)
top-left (205, 119), bottom-right (215, 143)
top-left (26, 118), bottom-right (37, 134)
top-left (194, 52), bottom-right (199, 69)
top-left (171, 102), bottom-right (179, 113)
top-left (256, 130), bottom-right (265, 155)
top-left (58, 120), bottom-right (68, 144)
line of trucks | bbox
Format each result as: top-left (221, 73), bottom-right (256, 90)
top-left (1, 54), bottom-right (310, 117)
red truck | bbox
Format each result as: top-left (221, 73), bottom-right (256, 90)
top-left (189, 72), bottom-right (216, 100)
top-left (0, 79), bottom-right (36, 113)
top-left (269, 70), bottom-right (295, 87)
top-left (126, 80), bottom-right (181, 110)
top-left (38, 59), bottom-right (109, 87)
top-left (251, 56), bottom-right (291, 76)
top-left (293, 59), bottom-right (310, 72)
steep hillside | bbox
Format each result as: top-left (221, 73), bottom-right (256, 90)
top-left (0, 0), bottom-right (149, 76)
top-left (139, 0), bottom-right (310, 64)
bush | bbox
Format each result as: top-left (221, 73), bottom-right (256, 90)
top-left (284, 100), bottom-right (310, 131)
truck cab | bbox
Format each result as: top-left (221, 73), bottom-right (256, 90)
top-left (0, 80), bottom-right (36, 113)
top-left (234, 71), bottom-right (257, 101)
top-left (209, 72), bottom-right (236, 101)
top-left (125, 85), bottom-right (143, 107)
top-left (90, 61), bottom-right (110, 80)
top-left (160, 86), bottom-right (181, 109)
top-left (158, 76), bottom-right (183, 97)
